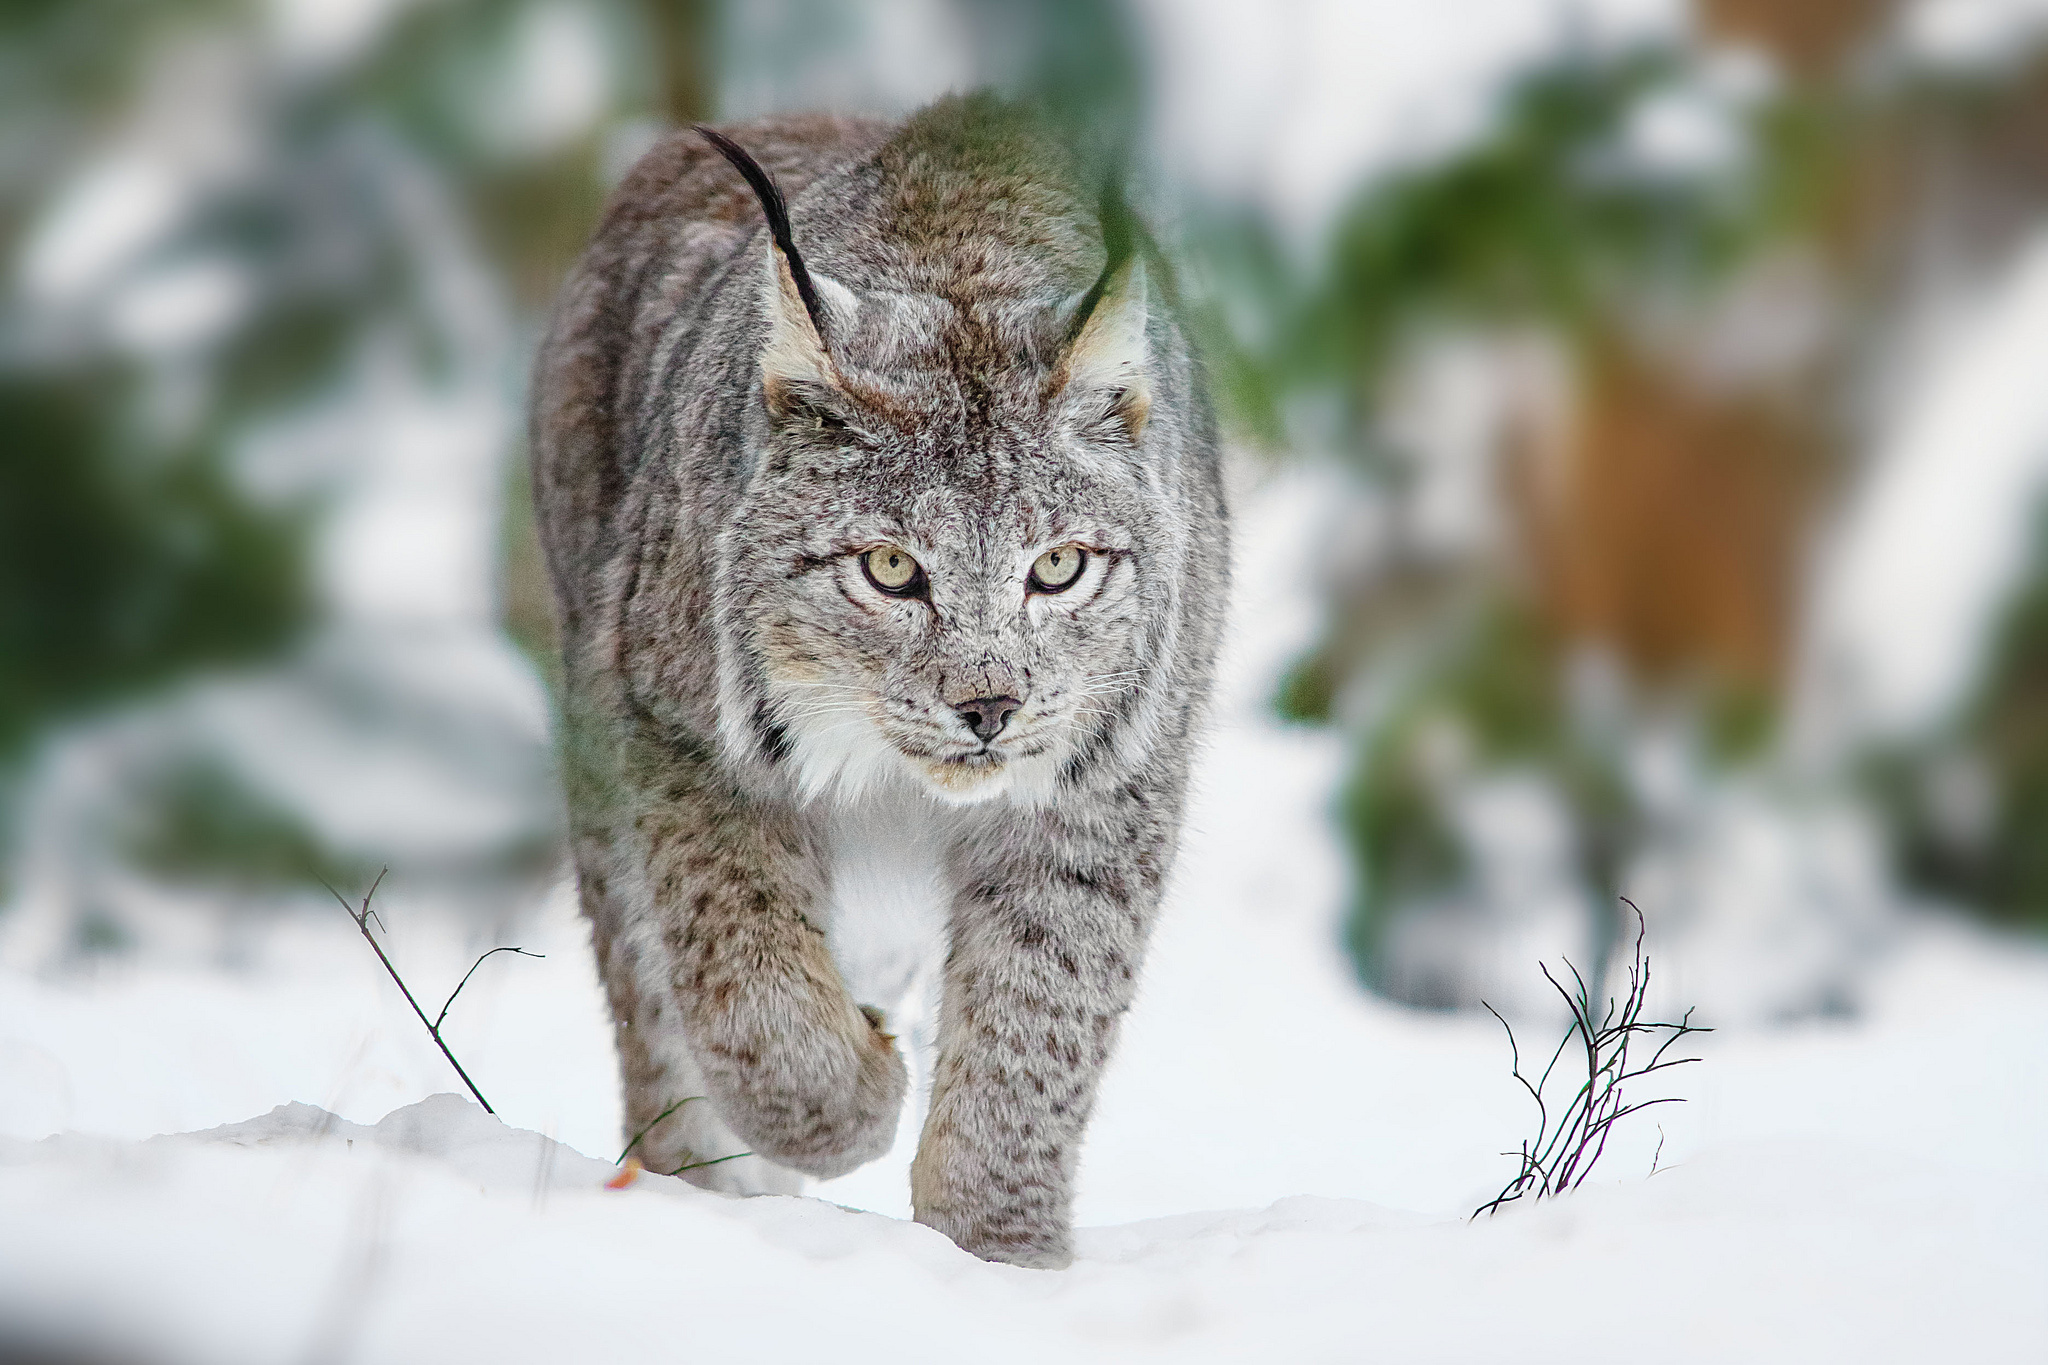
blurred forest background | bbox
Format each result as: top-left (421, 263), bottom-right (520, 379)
top-left (7, 0), bottom-right (2048, 1024)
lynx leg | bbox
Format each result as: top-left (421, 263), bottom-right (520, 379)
top-left (575, 827), bottom-right (802, 1193)
top-left (632, 778), bottom-right (907, 1180)
top-left (911, 808), bottom-right (1172, 1268)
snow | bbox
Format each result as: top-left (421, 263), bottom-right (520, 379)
top-left (1902, 0), bottom-right (2048, 68)
top-left (18, 154), bottom-right (190, 304)
top-left (2, 1098), bottom-right (2040, 1363)
top-left (1812, 230), bottom-right (2048, 739)
top-left (3, 472), bottom-right (2046, 1360)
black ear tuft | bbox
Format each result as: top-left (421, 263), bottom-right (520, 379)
top-left (695, 124), bottom-right (833, 344)
top-left (1064, 161), bottom-right (1141, 347)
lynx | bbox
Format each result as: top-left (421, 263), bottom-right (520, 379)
top-left (529, 95), bottom-right (1227, 1268)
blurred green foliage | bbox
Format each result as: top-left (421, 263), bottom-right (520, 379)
top-left (1230, 46), bottom-right (1781, 991)
top-left (0, 0), bottom-right (716, 889)
top-left (0, 0), bottom-right (1143, 898)
top-left (1951, 519), bottom-right (2048, 928)
top-left (0, 372), bottom-right (310, 765)
top-left (1304, 51), bottom-right (1749, 438)
top-left (1332, 601), bottom-right (1634, 979)
top-left (8, 0), bottom-right (2048, 951)
top-left (1256, 30), bottom-right (2048, 983)
top-left (1880, 503), bottom-right (2048, 931)
top-left (0, 2), bottom-right (314, 782)
top-left (1199, 49), bottom-right (1754, 462)
top-left (116, 754), bottom-right (365, 890)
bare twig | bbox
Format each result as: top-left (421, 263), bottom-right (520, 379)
top-left (1473, 900), bottom-right (1710, 1219)
top-left (324, 870), bottom-right (539, 1116)
top-left (437, 946), bottom-right (545, 1032)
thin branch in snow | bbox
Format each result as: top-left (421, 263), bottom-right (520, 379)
top-left (324, 870), bottom-right (541, 1116)
top-left (1473, 899), bottom-right (1710, 1219)
top-left (436, 945), bottom-right (545, 1032)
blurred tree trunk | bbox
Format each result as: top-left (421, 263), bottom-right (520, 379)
top-left (1699, 0), bottom-right (1898, 74)
top-left (649, 0), bottom-right (715, 130)
top-left (1507, 333), bottom-right (1826, 708)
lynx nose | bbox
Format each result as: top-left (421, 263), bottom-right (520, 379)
top-left (953, 696), bottom-right (1021, 742)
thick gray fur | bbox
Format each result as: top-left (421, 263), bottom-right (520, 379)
top-left (529, 95), bottom-right (1228, 1268)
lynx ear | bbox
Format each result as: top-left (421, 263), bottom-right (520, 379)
top-left (759, 245), bottom-right (859, 410)
top-left (694, 123), bottom-right (858, 415)
top-left (1058, 255), bottom-right (1151, 442)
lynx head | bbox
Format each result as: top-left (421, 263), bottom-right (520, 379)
top-left (702, 111), bottom-right (1186, 808)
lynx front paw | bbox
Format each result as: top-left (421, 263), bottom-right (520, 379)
top-left (699, 1009), bottom-right (907, 1180)
top-left (912, 1200), bottom-right (1072, 1270)
top-left (910, 1136), bottom-right (1074, 1269)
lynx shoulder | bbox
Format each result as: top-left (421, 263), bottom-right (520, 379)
top-left (529, 94), bottom-right (1227, 1268)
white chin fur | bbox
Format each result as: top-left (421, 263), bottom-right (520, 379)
top-left (782, 703), bottom-right (907, 805)
top-left (916, 759), bottom-right (1015, 805)
top-left (924, 746), bottom-right (1063, 808)
top-left (777, 696), bottom-right (1058, 808)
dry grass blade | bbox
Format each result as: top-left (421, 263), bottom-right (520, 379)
top-left (617, 1096), bottom-right (701, 1165)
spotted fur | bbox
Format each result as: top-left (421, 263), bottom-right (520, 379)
top-left (530, 95), bottom-right (1228, 1267)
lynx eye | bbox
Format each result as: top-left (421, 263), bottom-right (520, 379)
top-left (861, 545), bottom-right (925, 596)
top-left (1029, 544), bottom-right (1087, 593)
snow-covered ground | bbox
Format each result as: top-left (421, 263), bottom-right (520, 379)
top-left (5, 1093), bottom-right (2039, 1365)
top-left (3, 474), bottom-right (2045, 1362)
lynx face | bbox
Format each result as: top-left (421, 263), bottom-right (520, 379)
top-left (700, 178), bottom-right (1168, 809)
top-left (738, 305), bottom-right (1161, 807)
